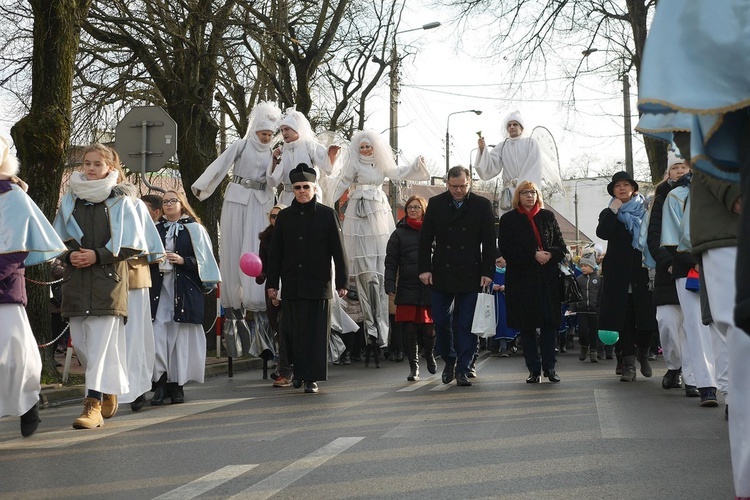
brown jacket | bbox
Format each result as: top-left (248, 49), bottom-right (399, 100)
top-left (127, 256), bottom-right (152, 290)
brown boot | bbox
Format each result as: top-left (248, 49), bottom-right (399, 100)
top-left (101, 394), bottom-right (118, 419)
top-left (72, 397), bottom-right (104, 429)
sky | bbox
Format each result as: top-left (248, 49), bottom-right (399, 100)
top-left (1, 2), bottom-right (650, 184)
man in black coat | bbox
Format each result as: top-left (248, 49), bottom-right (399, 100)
top-left (418, 166), bottom-right (496, 386)
top-left (266, 163), bottom-right (348, 394)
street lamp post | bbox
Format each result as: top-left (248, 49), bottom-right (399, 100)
top-left (388, 21), bottom-right (441, 218)
top-left (445, 109), bottom-right (482, 175)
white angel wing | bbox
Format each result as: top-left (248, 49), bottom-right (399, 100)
top-left (531, 126), bottom-right (565, 196)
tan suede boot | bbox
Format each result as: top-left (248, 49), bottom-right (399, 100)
top-left (101, 394), bottom-right (118, 419)
top-left (72, 397), bottom-right (104, 429)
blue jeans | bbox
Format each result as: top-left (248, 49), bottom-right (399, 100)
top-left (431, 290), bottom-right (478, 375)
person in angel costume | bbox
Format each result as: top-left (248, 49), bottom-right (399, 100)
top-left (267, 108), bottom-right (340, 206)
top-left (191, 102), bottom-right (281, 355)
top-left (0, 136), bottom-right (66, 437)
top-left (475, 110), bottom-right (563, 212)
top-left (330, 130), bottom-right (429, 348)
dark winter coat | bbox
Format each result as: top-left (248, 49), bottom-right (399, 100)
top-left (256, 224), bottom-right (274, 285)
top-left (596, 206), bottom-right (657, 333)
top-left (647, 181), bottom-right (681, 305)
top-left (689, 169), bottom-right (741, 255)
top-left (0, 252), bottom-right (28, 306)
top-left (149, 217), bottom-right (206, 324)
top-left (385, 217), bottom-right (431, 306)
top-left (60, 190), bottom-right (139, 318)
top-left (498, 208), bottom-right (567, 330)
top-left (571, 272), bottom-right (602, 313)
top-left (418, 191), bottom-right (496, 293)
top-left (266, 196), bottom-right (348, 300)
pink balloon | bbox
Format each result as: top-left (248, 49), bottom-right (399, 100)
top-left (239, 252), bottom-right (263, 277)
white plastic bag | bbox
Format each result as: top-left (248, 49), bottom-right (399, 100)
top-left (471, 288), bottom-right (496, 338)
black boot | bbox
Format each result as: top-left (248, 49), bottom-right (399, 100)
top-left (151, 373), bottom-right (168, 405)
top-left (20, 402), bottom-right (41, 437)
top-left (169, 383), bottom-right (185, 404)
top-left (404, 326), bottom-right (420, 381)
top-left (636, 346), bottom-right (653, 378)
top-left (423, 329), bottom-right (437, 375)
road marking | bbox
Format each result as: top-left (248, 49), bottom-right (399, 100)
top-left (0, 398), bottom-right (252, 450)
top-left (229, 437), bottom-right (364, 500)
top-left (153, 464), bottom-right (258, 500)
top-left (397, 376), bottom-right (438, 392)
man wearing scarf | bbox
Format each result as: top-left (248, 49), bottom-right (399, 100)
top-left (596, 171), bottom-right (658, 382)
top-left (418, 166), bottom-right (496, 387)
top-left (266, 163), bottom-right (348, 394)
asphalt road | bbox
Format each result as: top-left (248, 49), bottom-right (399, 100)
top-left (0, 349), bottom-right (734, 499)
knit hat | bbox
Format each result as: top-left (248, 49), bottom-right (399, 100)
top-left (0, 136), bottom-right (19, 177)
top-left (606, 171), bottom-right (639, 196)
top-left (667, 150), bottom-right (686, 169)
top-left (289, 163), bottom-right (316, 184)
top-left (579, 256), bottom-right (597, 270)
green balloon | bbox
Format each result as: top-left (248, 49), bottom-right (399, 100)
top-left (598, 329), bottom-right (619, 345)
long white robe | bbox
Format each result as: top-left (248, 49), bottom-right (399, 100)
top-left (0, 304), bottom-right (42, 418)
top-left (474, 136), bottom-right (543, 189)
top-left (331, 157), bottom-right (429, 345)
top-left (266, 139), bottom-right (334, 206)
top-left (192, 139), bottom-right (274, 311)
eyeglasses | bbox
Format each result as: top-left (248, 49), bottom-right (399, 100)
top-left (269, 213), bottom-right (278, 220)
top-left (293, 185), bottom-right (312, 191)
top-left (406, 205), bottom-right (422, 211)
top-left (519, 190), bottom-right (537, 196)
top-left (162, 198), bottom-right (180, 206)
top-left (447, 183), bottom-right (469, 190)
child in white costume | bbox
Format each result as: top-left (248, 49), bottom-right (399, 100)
top-left (0, 137), bottom-right (66, 437)
top-left (331, 130), bottom-right (429, 347)
top-left (192, 102), bottom-right (281, 355)
top-left (268, 109), bottom-right (340, 206)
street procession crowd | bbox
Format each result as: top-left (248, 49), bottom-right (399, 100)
top-left (2, 2), bottom-right (750, 496)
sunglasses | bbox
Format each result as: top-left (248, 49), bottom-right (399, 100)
top-left (293, 185), bottom-right (312, 191)
top-left (162, 198), bottom-right (180, 206)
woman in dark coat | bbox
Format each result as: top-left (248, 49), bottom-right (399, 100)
top-left (597, 171), bottom-right (657, 382)
top-left (498, 180), bottom-right (567, 383)
top-left (385, 195), bottom-right (436, 382)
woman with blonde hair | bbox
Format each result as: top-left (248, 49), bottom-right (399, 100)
top-left (498, 180), bottom-right (567, 383)
top-left (53, 143), bottom-right (149, 429)
top-left (385, 194), bottom-right (436, 381)
top-left (149, 189), bottom-right (220, 405)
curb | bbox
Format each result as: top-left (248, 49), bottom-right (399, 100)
top-left (41, 357), bottom-right (266, 407)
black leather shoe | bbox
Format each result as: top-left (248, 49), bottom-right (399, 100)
top-left (544, 369), bottom-right (561, 383)
top-left (293, 378), bottom-right (303, 389)
top-left (685, 384), bottom-right (700, 397)
top-left (456, 373), bottom-right (472, 386)
top-left (467, 365), bottom-right (477, 378)
top-left (20, 402), bottom-right (40, 437)
top-left (426, 355), bottom-right (437, 375)
top-left (526, 371), bottom-right (541, 384)
top-left (130, 394), bottom-right (147, 412)
top-left (662, 369), bottom-right (682, 390)
top-left (151, 384), bottom-right (167, 406)
top-left (442, 362), bottom-right (455, 384)
top-left (304, 381), bottom-right (319, 394)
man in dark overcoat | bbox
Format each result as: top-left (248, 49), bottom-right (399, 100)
top-left (266, 163), bottom-right (348, 394)
top-left (418, 166), bottom-right (496, 386)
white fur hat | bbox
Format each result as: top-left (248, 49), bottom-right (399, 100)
top-left (667, 150), bottom-right (686, 169)
top-left (504, 110), bottom-right (525, 130)
top-left (250, 101), bottom-right (281, 133)
top-left (0, 136), bottom-right (19, 177)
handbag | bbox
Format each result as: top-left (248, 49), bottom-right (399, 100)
top-left (559, 263), bottom-right (583, 304)
top-left (471, 287), bottom-right (497, 338)
top-left (499, 186), bottom-right (513, 210)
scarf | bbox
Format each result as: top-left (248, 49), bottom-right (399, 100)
top-left (517, 204), bottom-right (543, 250)
top-left (164, 216), bottom-right (190, 241)
top-left (68, 170), bottom-right (118, 203)
top-left (405, 217), bottom-right (423, 231)
top-left (615, 193), bottom-right (647, 249)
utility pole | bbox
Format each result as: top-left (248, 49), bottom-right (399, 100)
top-left (622, 73), bottom-right (634, 177)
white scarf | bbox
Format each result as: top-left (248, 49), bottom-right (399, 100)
top-left (69, 170), bottom-right (118, 203)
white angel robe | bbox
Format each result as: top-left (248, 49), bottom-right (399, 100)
top-left (192, 139), bottom-right (274, 311)
top-left (474, 136), bottom-right (543, 189)
top-left (266, 139), bottom-right (334, 206)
